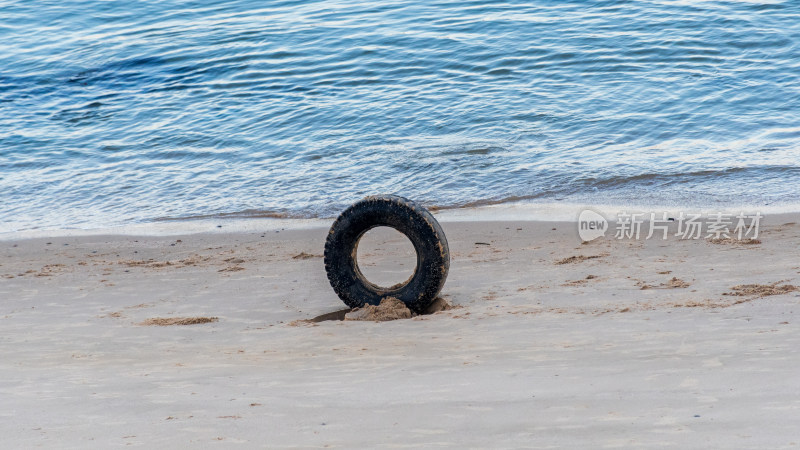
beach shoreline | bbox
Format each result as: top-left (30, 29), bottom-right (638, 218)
top-left (4, 200), bottom-right (800, 240)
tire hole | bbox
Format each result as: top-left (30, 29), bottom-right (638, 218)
top-left (356, 227), bottom-right (417, 289)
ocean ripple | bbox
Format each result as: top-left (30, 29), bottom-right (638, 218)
top-left (1, 0), bottom-right (799, 230)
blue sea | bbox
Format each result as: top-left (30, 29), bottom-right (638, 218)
top-left (2, 0), bottom-right (799, 232)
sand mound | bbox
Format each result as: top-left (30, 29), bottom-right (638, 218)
top-left (665, 277), bottom-right (690, 288)
top-left (120, 255), bottom-right (211, 269)
top-left (724, 283), bottom-right (798, 298)
top-left (293, 296), bottom-right (454, 325)
top-left (345, 297), bottom-right (412, 322)
top-left (638, 277), bottom-right (691, 290)
top-left (555, 254), bottom-right (605, 265)
top-left (292, 252), bottom-right (321, 260)
top-left (140, 317), bottom-right (218, 326)
top-left (709, 238), bottom-right (761, 245)
top-left (421, 296), bottom-right (455, 314)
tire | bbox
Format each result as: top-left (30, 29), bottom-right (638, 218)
top-left (324, 195), bottom-right (450, 313)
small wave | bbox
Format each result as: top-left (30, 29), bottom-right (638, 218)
top-left (153, 209), bottom-right (298, 222)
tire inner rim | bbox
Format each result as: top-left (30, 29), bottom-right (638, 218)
top-left (353, 226), bottom-right (419, 291)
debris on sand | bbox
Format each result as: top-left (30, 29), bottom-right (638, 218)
top-left (560, 274), bottom-right (600, 286)
top-left (665, 277), bottom-right (691, 288)
top-left (120, 255), bottom-right (211, 269)
top-left (670, 283), bottom-right (798, 309)
top-left (723, 283), bottom-right (798, 298)
top-left (708, 238), bottom-right (761, 245)
top-left (292, 252), bottom-right (321, 260)
top-left (297, 309), bottom-right (350, 325)
top-left (345, 297), bottom-right (412, 322)
top-left (637, 277), bottom-right (690, 290)
top-left (555, 254), bottom-right (605, 265)
top-left (139, 317), bottom-right (218, 326)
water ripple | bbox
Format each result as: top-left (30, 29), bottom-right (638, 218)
top-left (1, 0), bottom-right (800, 230)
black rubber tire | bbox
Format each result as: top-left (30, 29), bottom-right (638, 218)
top-left (324, 195), bottom-right (450, 313)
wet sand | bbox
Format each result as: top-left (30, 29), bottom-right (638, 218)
top-left (2, 213), bottom-right (800, 447)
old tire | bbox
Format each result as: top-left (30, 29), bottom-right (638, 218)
top-left (324, 195), bottom-right (449, 313)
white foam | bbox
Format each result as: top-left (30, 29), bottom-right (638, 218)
top-left (0, 217), bottom-right (330, 241)
top-left (434, 201), bottom-right (800, 223)
top-left (2, 200), bottom-right (799, 241)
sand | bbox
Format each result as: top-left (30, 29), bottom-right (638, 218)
top-left (344, 297), bottom-right (413, 321)
top-left (2, 211), bottom-right (800, 447)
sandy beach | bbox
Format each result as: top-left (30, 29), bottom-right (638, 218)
top-left (2, 211), bottom-right (800, 448)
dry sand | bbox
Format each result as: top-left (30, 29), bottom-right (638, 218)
top-left (2, 212), bottom-right (800, 447)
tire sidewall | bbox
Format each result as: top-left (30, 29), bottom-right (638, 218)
top-left (324, 195), bottom-right (449, 312)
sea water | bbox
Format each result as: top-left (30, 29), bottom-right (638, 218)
top-left (2, 0), bottom-right (799, 232)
